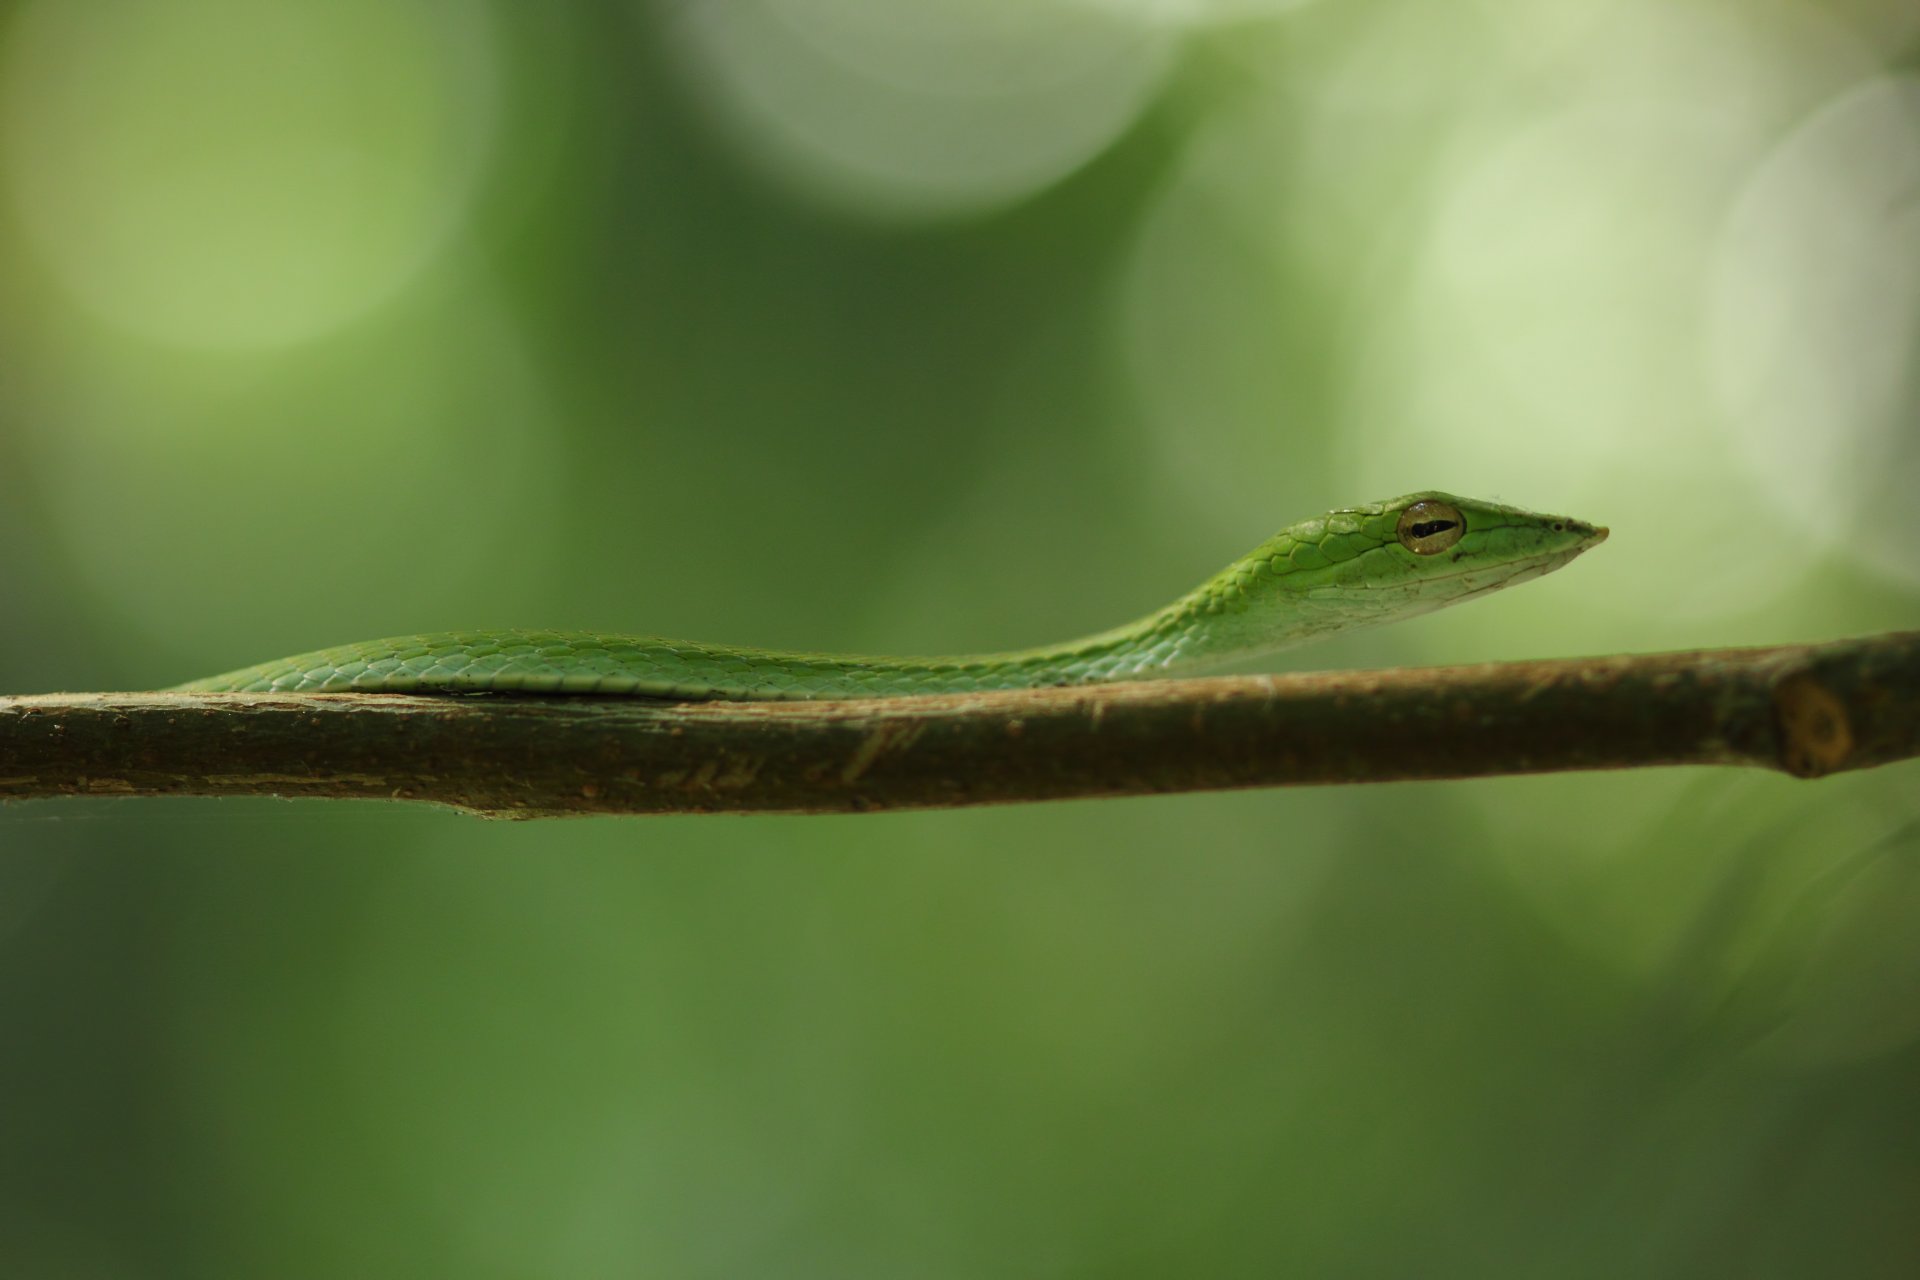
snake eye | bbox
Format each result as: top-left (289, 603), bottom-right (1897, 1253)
top-left (1396, 499), bottom-right (1465, 555)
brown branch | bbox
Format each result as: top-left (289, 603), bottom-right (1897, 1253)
top-left (1, 631), bottom-right (1915, 818)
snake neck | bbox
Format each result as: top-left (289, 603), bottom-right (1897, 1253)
top-left (965, 535), bottom-right (1322, 688)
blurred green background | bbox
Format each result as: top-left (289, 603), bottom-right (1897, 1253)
top-left (3, 0), bottom-right (1919, 1275)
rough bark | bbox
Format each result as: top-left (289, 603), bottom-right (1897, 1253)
top-left (1, 632), bottom-right (1914, 818)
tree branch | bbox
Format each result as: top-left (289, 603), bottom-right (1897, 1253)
top-left (2, 632), bottom-right (1915, 818)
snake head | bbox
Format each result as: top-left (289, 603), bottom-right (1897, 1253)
top-left (1177, 491), bottom-right (1609, 659)
top-left (1391, 489), bottom-right (1604, 574)
top-left (1297, 490), bottom-right (1606, 607)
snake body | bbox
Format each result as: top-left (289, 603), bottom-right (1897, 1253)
top-left (176, 492), bottom-right (1605, 700)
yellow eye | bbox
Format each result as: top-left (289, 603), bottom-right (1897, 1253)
top-left (1396, 499), bottom-right (1465, 555)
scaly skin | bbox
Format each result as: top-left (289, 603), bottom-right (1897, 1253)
top-left (175, 492), bottom-right (1606, 700)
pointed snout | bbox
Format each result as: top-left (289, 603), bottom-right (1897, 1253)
top-left (1572, 519), bottom-right (1608, 548)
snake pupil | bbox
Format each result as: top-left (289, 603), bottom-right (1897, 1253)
top-left (1396, 499), bottom-right (1467, 555)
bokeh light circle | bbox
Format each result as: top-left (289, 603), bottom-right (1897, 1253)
top-left (13, 289), bottom-right (563, 663)
top-left (0, 0), bottom-right (498, 350)
top-left (662, 0), bottom-right (1175, 220)
top-left (1710, 77), bottom-right (1920, 588)
top-left (1067, 0), bottom-right (1322, 23)
top-left (1118, 92), bottom-right (1319, 537)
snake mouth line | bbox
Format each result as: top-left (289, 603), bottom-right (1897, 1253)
top-left (1456, 544), bottom-right (1598, 597)
top-left (1337, 535), bottom-right (1602, 597)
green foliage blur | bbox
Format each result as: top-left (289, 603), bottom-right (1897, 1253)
top-left (3, 1), bottom-right (1919, 1274)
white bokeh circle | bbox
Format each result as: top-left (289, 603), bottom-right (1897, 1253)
top-left (1710, 77), bottom-right (1920, 588)
top-left (14, 291), bottom-right (563, 660)
top-left (1065, 0), bottom-right (1323, 24)
top-left (1, 0), bottom-right (498, 350)
top-left (663, 0), bottom-right (1175, 220)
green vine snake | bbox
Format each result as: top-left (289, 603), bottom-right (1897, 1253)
top-left (176, 492), bottom-right (1605, 700)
